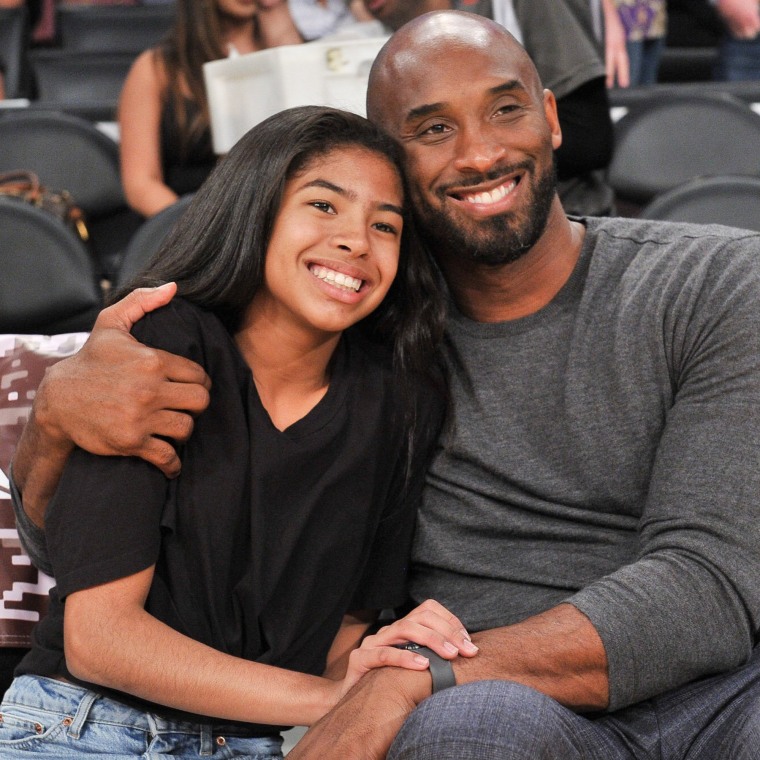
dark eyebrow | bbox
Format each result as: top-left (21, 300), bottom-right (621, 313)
top-left (489, 79), bottom-right (527, 97)
top-left (302, 178), bottom-right (404, 217)
top-left (304, 178), bottom-right (351, 197)
top-left (404, 79), bottom-right (527, 124)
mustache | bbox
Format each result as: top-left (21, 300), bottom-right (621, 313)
top-left (435, 159), bottom-right (535, 199)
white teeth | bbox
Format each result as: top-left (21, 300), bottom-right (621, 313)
top-left (463, 180), bottom-right (516, 205)
top-left (309, 265), bottom-right (362, 292)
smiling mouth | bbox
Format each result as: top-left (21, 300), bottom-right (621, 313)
top-left (454, 179), bottom-right (518, 206)
top-left (309, 264), bottom-right (363, 292)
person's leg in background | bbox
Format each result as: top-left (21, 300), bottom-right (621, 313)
top-left (626, 38), bottom-right (646, 85)
top-left (714, 33), bottom-right (760, 80)
top-left (638, 36), bottom-right (665, 83)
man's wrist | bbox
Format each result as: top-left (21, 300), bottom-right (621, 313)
top-left (378, 664), bottom-right (434, 706)
top-left (393, 643), bottom-right (457, 695)
top-left (32, 366), bottom-right (76, 450)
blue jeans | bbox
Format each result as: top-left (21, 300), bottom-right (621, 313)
top-left (714, 35), bottom-right (760, 82)
top-left (626, 37), bottom-right (665, 86)
top-left (0, 676), bottom-right (284, 758)
top-left (388, 643), bottom-right (760, 759)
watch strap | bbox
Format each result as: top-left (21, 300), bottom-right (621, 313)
top-left (409, 645), bottom-right (457, 694)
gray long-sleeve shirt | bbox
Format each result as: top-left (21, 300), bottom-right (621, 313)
top-left (411, 216), bottom-right (760, 710)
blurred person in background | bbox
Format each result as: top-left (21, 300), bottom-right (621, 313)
top-left (0, 0), bottom-right (25, 99)
top-left (602, 0), bottom-right (665, 85)
top-left (288, 0), bottom-right (375, 39)
top-left (118, 0), bottom-right (302, 219)
top-left (711, 0), bottom-right (760, 80)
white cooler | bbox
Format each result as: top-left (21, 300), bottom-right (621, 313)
top-left (203, 36), bottom-right (388, 155)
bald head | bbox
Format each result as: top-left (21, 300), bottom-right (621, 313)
top-left (367, 11), bottom-right (542, 131)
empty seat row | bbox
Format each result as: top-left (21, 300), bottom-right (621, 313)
top-left (608, 91), bottom-right (760, 214)
top-left (0, 4), bottom-right (173, 106)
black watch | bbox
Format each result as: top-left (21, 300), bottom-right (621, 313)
top-left (393, 642), bottom-right (457, 694)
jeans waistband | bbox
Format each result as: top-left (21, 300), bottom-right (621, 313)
top-left (4, 675), bottom-right (281, 741)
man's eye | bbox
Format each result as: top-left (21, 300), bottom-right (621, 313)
top-left (421, 123), bottom-right (450, 136)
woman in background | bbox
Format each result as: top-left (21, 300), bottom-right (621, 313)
top-left (288, 0), bottom-right (373, 40)
top-left (119, 0), bottom-right (302, 218)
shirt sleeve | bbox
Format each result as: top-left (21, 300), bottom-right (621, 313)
top-left (46, 449), bottom-right (168, 598)
top-left (10, 463), bottom-right (53, 576)
top-left (513, 0), bottom-right (605, 99)
top-left (44, 300), bottom-right (206, 598)
top-left (570, 234), bottom-right (760, 709)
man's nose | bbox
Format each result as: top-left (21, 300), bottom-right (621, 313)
top-left (453, 126), bottom-right (508, 174)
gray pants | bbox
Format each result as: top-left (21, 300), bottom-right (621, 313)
top-left (388, 644), bottom-right (760, 759)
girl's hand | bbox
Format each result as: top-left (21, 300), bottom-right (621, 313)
top-left (339, 599), bottom-right (479, 696)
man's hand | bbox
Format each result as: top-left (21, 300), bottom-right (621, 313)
top-left (12, 284), bottom-right (211, 527)
top-left (289, 667), bottom-right (431, 760)
top-left (36, 283), bottom-right (212, 477)
top-left (716, 0), bottom-right (760, 39)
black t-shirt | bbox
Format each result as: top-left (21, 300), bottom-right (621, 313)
top-left (18, 299), bottom-right (444, 729)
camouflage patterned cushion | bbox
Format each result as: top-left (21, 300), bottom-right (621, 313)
top-left (0, 333), bottom-right (88, 648)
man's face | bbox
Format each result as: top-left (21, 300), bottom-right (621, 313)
top-left (363, 0), bottom-right (436, 30)
top-left (369, 23), bottom-right (562, 266)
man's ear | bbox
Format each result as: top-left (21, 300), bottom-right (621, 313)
top-left (543, 89), bottom-right (563, 151)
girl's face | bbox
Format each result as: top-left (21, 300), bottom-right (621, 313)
top-left (216, 0), bottom-right (259, 22)
top-left (252, 146), bottom-right (404, 339)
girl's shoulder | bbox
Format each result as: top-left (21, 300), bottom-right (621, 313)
top-left (130, 297), bottom-right (231, 364)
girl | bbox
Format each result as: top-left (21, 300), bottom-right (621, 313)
top-left (119, 0), bottom-right (302, 218)
top-left (1, 106), bottom-right (474, 757)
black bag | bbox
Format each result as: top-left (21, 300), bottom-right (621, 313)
top-left (0, 170), bottom-right (89, 243)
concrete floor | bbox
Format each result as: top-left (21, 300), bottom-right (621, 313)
top-left (282, 725), bottom-right (308, 755)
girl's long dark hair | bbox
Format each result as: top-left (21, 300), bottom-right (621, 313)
top-left (116, 106), bottom-right (447, 478)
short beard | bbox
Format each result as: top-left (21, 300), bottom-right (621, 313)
top-left (415, 157), bottom-right (557, 267)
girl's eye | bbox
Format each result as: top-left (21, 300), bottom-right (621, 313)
top-left (310, 201), bottom-right (336, 214)
top-left (373, 222), bottom-right (398, 235)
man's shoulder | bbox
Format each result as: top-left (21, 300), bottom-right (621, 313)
top-left (585, 216), bottom-right (760, 260)
top-left (582, 215), bottom-right (760, 304)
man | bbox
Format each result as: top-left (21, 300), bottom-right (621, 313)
top-left (361, 0), bottom-right (618, 217)
top-left (12, 12), bottom-right (760, 759)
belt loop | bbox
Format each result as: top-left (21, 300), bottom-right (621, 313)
top-left (199, 724), bottom-right (213, 756)
top-left (67, 689), bottom-right (99, 740)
